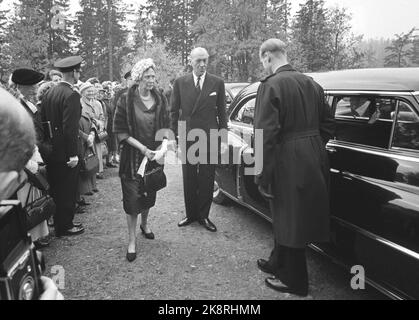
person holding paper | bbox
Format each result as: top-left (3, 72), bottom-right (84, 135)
top-left (113, 58), bottom-right (169, 262)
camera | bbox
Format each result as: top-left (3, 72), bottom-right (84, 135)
top-left (0, 200), bottom-right (45, 300)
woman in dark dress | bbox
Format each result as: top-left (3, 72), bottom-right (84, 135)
top-left (113, 59), bottom-right (169, 262)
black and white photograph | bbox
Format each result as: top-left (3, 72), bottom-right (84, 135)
top-left (0, 0), bottom-right (418, 304)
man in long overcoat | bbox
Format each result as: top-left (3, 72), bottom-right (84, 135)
top-left (254, 39), bottom-right (335, 296)
top-left (41, 56), bottom-right (85, 237)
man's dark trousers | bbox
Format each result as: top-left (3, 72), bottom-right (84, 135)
top-left (182, 160), bottom-right (216, 221)
top-left (268, 241), bottom-right (309, 292)
top-left (47, 163), bottom-right (79, 234)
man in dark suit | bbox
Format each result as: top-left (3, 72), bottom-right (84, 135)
top-left (254, 39), bottom-right (335, 296)
top-left (41, 56), bottom-right (85, 237)
top-left (170, 47), bottom-right (228, 232)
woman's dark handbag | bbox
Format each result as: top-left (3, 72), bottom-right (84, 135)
top-left (143, 161), bottom-right (167, 193)
top-left (80, 147), bottom-right (99, 176)
top-left (24, 167), bottom-right (49, 192)
top-left (23, 168), bottom-right (55, 231)
top-left (95, 130), bottom-right (108, 142)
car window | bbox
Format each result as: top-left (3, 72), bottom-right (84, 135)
top-left (334, 96), bottom-right (397, 148)
top-left (335, 96), bottom-right (374, 119)
top-left (392, 100), bottom-right (419, 150)
top-left (230, 87), bottom-right (245, 97)
top-left (231, 97), bottom-right (255, 125)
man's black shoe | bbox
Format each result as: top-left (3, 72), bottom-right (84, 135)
top-left (178, 217), bottom-right (195, 227)
top-left (76, 206), bottom-right (86, 214)
top-left (77, 198), bottom-right (91, 206)
top-left (56, 226), bottom-right (85, 237)
top-left (265, 277), bottom-right (308, 297)
top-left (106, 162), bottom-right (118, 168)
top-left (257, 259), bottom-right (275, 275)
top-left (199, 218), bottom-right (217, 232)
top-left (73, 222), bottom-right (83, 228)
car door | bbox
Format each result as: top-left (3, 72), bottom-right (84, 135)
top-left (327, 93), bottom-right (419, 299)
top-left (215, 93), bottom-right (254, 199)
top-left (228, 95), bottom-right (270, 216)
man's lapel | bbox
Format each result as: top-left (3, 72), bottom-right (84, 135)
top-left (191, 73), bottom-right (214, 116)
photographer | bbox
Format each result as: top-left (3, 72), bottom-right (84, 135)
top-left (0, 87), bottom-right (63, 300)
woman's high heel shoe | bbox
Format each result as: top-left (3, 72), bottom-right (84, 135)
top-left (126, 248), bottom-right (136, 262)
top-left (140, 225), bottom-right (155, 240)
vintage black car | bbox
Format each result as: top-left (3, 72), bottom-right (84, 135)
top-left (213, 68), bottom-right (419, 300)
top-left (225, 82), bottom-right (249, 112)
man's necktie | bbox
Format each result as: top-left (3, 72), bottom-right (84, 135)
top-left (196, 76), bottom-right (201, 93)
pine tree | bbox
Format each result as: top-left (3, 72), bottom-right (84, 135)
top-left (328, 6), bottom-right (351, 70)
top-left (0, 2), bottom-right (10, 82)
top-left (75, 0), bottom-right (128, 80)
top-left (191, 0), bottom-right (271, 81)
top-left (100, 0), bottom-right (129, 81)
top-left (385, 28), bottom-right (416, 67)
top-left (412, 33), bottom-right (419, 66)
top-left (5, 0), bottom-right (50, 71)
top-left (75, 0), bottom-right (97, 78)
top-left (290, 0), bottom-right (332, 72)
top-left (132, 5), bottom-right (152, 49)
top-left (145, 0), bottom-right (203, 65)
top-left (38, 0), bottom-right (74, 60)
top-left (266, 0), bottom-right (291, 40)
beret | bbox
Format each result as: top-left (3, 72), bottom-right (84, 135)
top-left (124, 70), bottom-right (131, 80)
top-left (54, 56), bottom-right (83, 72)
top-left (11, 68), bottom-right (44, 85)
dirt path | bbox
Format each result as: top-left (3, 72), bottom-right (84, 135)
top-left (42, 155), bottom-right (384, 300)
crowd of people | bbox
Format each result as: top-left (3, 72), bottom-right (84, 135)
top-left (0, 39), bottom-right (334, 299)
top-left (0, 61), bottom-right (133, 245)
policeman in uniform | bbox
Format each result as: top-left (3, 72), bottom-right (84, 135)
top-left (254, 39), bottom-right (335, 296)
top-left (41, 56), bottom-right (85, 237)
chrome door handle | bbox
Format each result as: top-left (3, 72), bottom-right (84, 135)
top-left (326, 147), bottom-right (337, 153)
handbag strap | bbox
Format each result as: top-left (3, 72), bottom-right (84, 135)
top-left (24, 182), bottom-right (34, 208)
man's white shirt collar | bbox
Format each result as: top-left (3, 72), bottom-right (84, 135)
top-left (193, 72), bottom-right (206, 90)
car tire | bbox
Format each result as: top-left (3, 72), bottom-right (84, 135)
top-left (213, 181), bottom-right (229, 205)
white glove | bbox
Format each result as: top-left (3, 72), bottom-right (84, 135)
top-left (67, 156), bottom-right (79, 168)
top-left (152, 140), bottom-right (168, 162)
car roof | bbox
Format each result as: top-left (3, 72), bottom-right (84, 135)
top-left (307, 68), bottom-right (419, 92)
top-left (225, 82), bottom-right (250, 88)
top-left (225, 82), bottom-right (250, 93)
top-left (236, 82), bottom-right (260, 99)
top-left (233, 69), bottom-right (419, 97)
